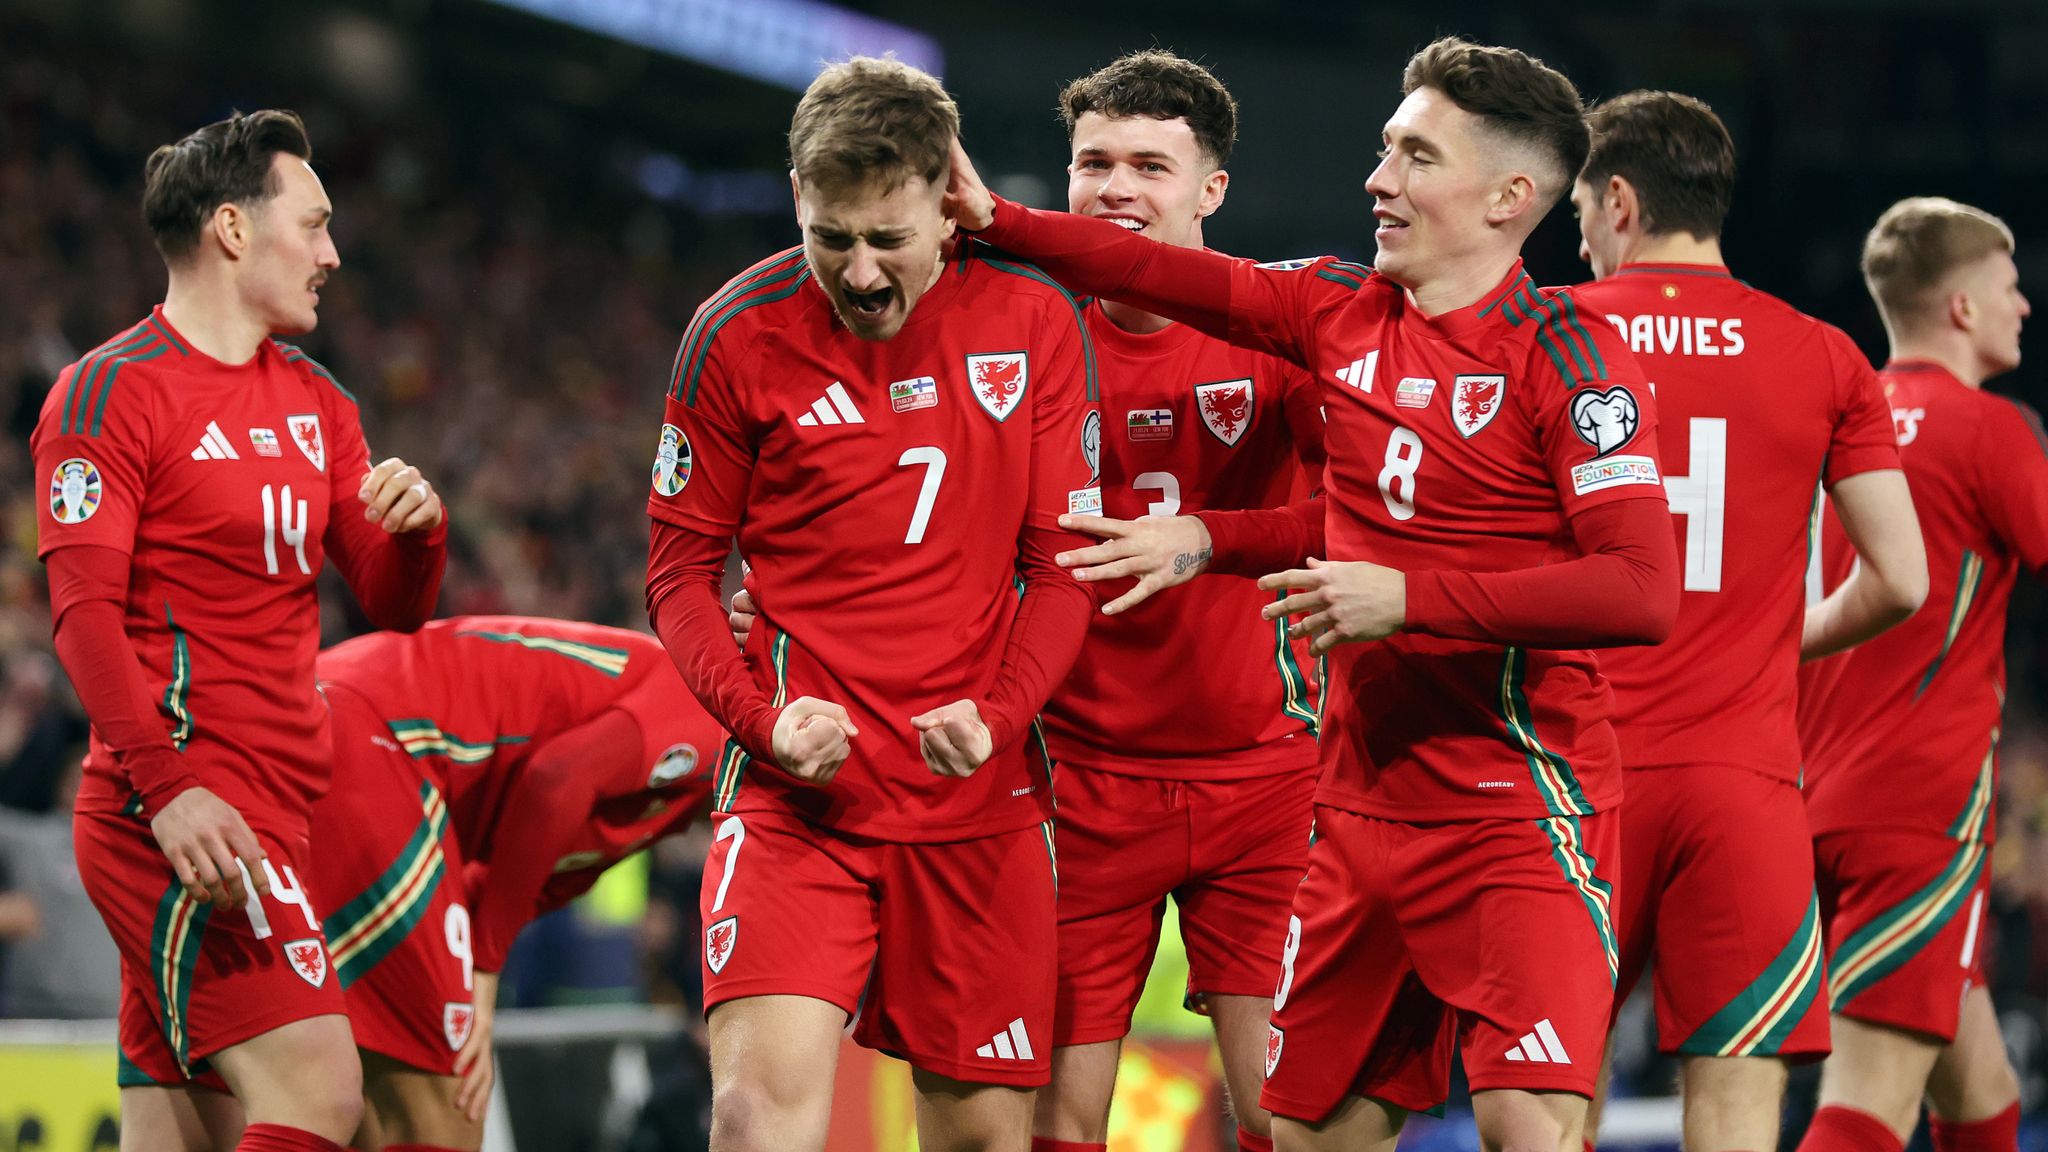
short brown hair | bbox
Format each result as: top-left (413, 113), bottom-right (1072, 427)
top-left (789, 56), bottom-right (959, 193)
top-left (1582, 91), bottom-right (1735, 241)
top-left (142, 109), bottom-right (312, 262)
top-left (1863, 197), bottom-right (2017, 330)
top-left (1401, 37), bottom-right (1588, 202)
top-left (1058, 50), bottom-right (1238, 168)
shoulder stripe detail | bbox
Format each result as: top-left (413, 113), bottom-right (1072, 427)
top-left (1506, 284), bottom-right (1607, 388)
top-left (672, 256), bottom-right (813, 405)
top-left (1476, 271), bottom-right (1536, 320)
top-left (669, 250), bottom-right (810, 398)
top-left (979, 256), bottom-right (1100, 402)
top-left (64, 329), bottom-right (157, 435)
top-left (1996, 396), bottom-right (2048, 458)
top-left (1554, 293), bottom-right (1609, 380)
top-left (1326, 259), bottom-right (1374, 279)
top-left (144, 314), bottom-right (189, 356)
top-left (271, 341), bottom-right (357, 403)
top-left (83, 339), bottom-right (172, 437)
top-left (1315, 268), bottom-right (1365, 291)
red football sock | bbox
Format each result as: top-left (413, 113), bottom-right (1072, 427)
top-left (1929, 1102), bottom-right (2021, 1152)
top-left (1238, 1127), bottom-right (1275, 1152)
top-left (1798, 1106), bottom-right (1905, 1152)
top-left (1586, 1141), bottom-right (1598, 1152)
top-left (1030, 1141), bottom-right (1106, 1152)
top-left (237, 1125), bottom-right (347, 1152)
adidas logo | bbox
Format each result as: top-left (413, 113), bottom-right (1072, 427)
top-left (1502, 1018), bottom-right (1571, 1065)
top-left (190, 421), bottom-right (241, 460)
top-left (797, 382), bottom-right (866, 427)
top-left (973, 1017), bottom-right (1035, 1062)
top-left (1335, 351), bottom-right (1378, 393)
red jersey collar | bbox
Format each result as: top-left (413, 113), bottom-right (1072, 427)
top-left (1396, 259), bottom-right (1533, 341)
top-left (1883, 358), bottom-right (1966, 387)
top-left (1081, 298), bottom-right (1201, 359)
top-left (1612, 262), bottom-right (1734, 279)
top-left (148, 305), bottom-right (289, 371)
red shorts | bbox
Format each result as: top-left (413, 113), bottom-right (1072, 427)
top-left (1259, 806), bottom-right (1619, 1122)
top-left (699, 807), bottom-right (1057, 1087)
top-left (1815, 829), bottom-right (1990, 1043)
top-left (1614, 766), bottom-right (1827, 1060)
top-left (77, 807), bottom-right (345, 1090)
top-left (1052, 764), bottom-right (1312, 1046)
top-left (305, 708), bottom-right (473, 1076)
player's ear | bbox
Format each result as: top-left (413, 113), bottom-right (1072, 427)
top-left (789, 169), bottom-right (803, 215)
top-left (1486, 171), bottom-right (1538, 227)
top-left (210, 202), bottom-right (248, 260)
top-left (1949, 290), bottom-right (1977, 334)
top-left (1198, 166), bottom-right (1229, 218)
top-left (1606, 174), bottom-right (1634, 231)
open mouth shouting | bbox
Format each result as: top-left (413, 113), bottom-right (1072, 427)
top-left (844, 284), bottom-right (894, 319)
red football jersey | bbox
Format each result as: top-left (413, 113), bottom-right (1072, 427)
top-left (315, 616), bottom-right (716, 850)
top-left (34, 308), bottom-right (382, 826)
top-left (1040, 299), bottom-right (1326, 779)
top-left (1183, 257), bottom-right (1666, 820)
top-left (1570, 264), bottom-right (1899, 781)
top-left (1799, 362), bottom-right (2048, 841)
top-left (319, 616), bottom-right (723, 969)
top-left (647, 244), bottom-right (1098, 841)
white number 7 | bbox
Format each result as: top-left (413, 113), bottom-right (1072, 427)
top-left (897, 446), bottom-right (948, 544)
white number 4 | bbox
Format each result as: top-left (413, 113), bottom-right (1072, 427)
top-left (237, 858), bottom-right (321, 939)
top-left (1664, 417), bottom-right (1727, 593)
top-left (897, 446), bottom-right (948, 544)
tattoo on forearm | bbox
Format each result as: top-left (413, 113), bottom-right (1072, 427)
top-left (1172, 547), bottom-right (1213, 576)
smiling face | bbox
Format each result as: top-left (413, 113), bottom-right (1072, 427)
top-left (238, 153), bottom-right (339, 335)
top-left (795, 172), bottom-right (953, 342)
top-left (1363, 87), bottom-right (1518, 291)
top-left (1067, 111), bottom-right (1226, 251)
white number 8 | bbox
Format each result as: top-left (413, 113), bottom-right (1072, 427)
top-left (1274, 914), bottom-right (1302, 1011)
top-left (1378, 427), bottom-right (1423, 521)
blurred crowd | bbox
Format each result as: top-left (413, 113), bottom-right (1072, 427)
top-left (1, 3), bottom-right (2047, 1131)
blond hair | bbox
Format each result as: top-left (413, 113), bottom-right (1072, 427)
top-left (1863, 197), bottom-right (2015, 332)
top-left (789, 56), bottom-right (959, 193)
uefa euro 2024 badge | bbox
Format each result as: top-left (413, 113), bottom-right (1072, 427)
top-left (653, 424), bottom-right (691, 496)
top-left (50, 458), bottom-right (102, 524)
